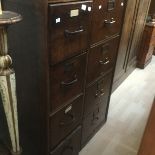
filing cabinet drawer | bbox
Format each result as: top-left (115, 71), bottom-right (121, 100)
top-left (87, 37), bottom-right (119, 84)
top-left (82, 104), bottom-right (107, 145)
top-left (49, 1), bottom-right (92, 64)
top-left (50, 95), bottom-right (83, 149)
top-left (91, 0), bottom-right (124, 44)
top-left (50, 53), bottom-right (86, 112)
top-left (84, 72), bottom-right (112, 116)
top-left (50, 126), bottom-right (81, 155)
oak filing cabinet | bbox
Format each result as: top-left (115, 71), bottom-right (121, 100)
top-left (3, 0), bottom-right (126, 155)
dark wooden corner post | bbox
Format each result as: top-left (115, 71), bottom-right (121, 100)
top-left (0, 3), bottom-right (22, 155)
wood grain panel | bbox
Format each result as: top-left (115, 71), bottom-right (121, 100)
top-left (113, 0), bottom-right (138, 82)
top-left (49, 1), bottom-right (92, 65)
top-left (126, 0), bottom-right (151, 69)
top-left (137, 25), bottom-right (155, 68)
top-left (113, 0), bottom-right (151, 91)
top-left (138, 98), bottom-right (155, 155)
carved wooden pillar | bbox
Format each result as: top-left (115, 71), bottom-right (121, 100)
top-left (0, 10), bottom-right (22, 155)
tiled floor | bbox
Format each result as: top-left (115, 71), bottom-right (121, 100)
top-left (80, 56), bottom-right (155, 155)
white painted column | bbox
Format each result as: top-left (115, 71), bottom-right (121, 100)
top-left (0, 10), bottom-right (22, 155)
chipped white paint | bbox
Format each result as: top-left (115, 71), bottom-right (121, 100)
top-left (10, 73), bottom-right (20, 152)
top-left (0, 22), bottom-right (21, 154)
top-left (0, 55), bottom-right (12, 69)
top-left (0, 75), bottom-right (17, 152)
top-left (0, 74), bottom-right (20, 153)
top-left (0, 27), bottom-right (8, 54)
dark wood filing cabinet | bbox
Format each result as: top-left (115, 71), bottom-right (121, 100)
top-left (137, 23), bottom-right (155, 69)
top-left (2, 0), bottom-right (125, 155)
top-left (113, 0), bottom-right (151, 91)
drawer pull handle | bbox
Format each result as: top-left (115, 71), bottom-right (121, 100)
top-left (95, 93), bottom-right (99, 97)
top-left (64, 26), bottom-right (84, 36)
top-left (104, 18), bottom-right (116, 25)
top-left (59, 114), bottom-right (75, 126)
top-left (95, 89), bottom-right (105, 98)
top-left (95, 92), bottom-right (105, 98)
top-left (100, 92), bottom-right (105, 96)
top-left (61, 78), bottom-right (78, 86)
top-left (100, 89), bottom-right (105, 96)
top-left (93, 112), bottom-right (100, 121)
top-left (99, 60), bottom-right (110, 65)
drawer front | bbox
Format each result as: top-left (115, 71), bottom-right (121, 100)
top-left (91, 0), bottom-right (125, 44)
top-left (87, 37), bottom-right (119, 84)
top-left (50, 126), bottom-right (81, 155)
top-left (85, 72), bottom-right (112, 116)
top-left (50, 53), bottom-right (86, 112)
top-left (82, 104), bottom-right (107, 145)
top-left (50, 96), bottom-right (83, 149)
top-left (49, 1), bottom-right (92, 64)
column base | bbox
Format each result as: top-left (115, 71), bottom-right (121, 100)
top-left (11, 148), bottom-right (22, 155)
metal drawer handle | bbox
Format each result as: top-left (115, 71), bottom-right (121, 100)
top-left (104, 18), bottom-right (116, 25)
top-left (93, 110), bottom-right (100, 121)
top-left (100, 89), bottom-right (105, 96)
top-left (99, 60), bottom-right (110, 65)
top-left (95, 93), bottom-right (99, 97)
top-left (64, 26), bottom-right (84, 36)
top-left (61, 77), bottom-right (78, 86)
top-left (59, 113), bottom-right (75, 126)
top-left (100, 92), bottom-right (105, 96)
top-left (95, 92), bottom-right (105, 98)
top-left (95, 89), bottom-right (105, 98)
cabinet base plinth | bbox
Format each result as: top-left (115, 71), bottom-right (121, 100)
top-left (137, 58), bottom-right (152, 69)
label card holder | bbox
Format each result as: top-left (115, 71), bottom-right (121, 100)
top-left (70, 9), bottom-right (79, 17)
